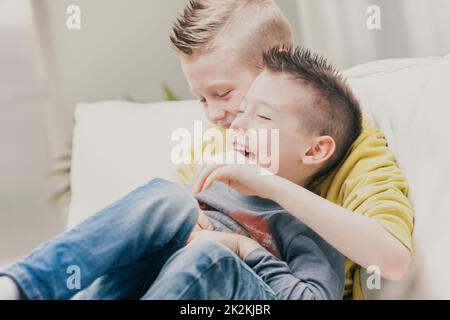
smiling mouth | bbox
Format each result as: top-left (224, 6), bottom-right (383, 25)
top-left (233, 143), bottom-right (256, 161)
top-left (217, 121), bottom-right (231, 129)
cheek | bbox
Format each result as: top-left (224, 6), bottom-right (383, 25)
top-left (229, 74), bottom-right (257, 109)
top-left (221, 93), bottom-right (244, 115)
top-left (229, 95), bottom-right (243, 113)
top-left (278, 131), bottom-right (304, 162)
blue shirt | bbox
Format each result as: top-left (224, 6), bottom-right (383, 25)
top-left (195, 182), bottom-right (345, 300)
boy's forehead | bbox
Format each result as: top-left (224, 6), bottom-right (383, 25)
top-left (181, 47), bottom-right (241, 71)
top-left (191, 81), bottom-right (234, 96)
top-left (248, 71), bottom-right (313, 113)
top-left (180, 49), bottom-right (251, 92)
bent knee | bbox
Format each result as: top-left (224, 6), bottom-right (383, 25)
top-left (179, 241), bottom-right (239, 266)
top-left (139, 178), bottom-right (198, 217)
top-left (126, 179), bottom-right (198, 238)
top-left (143, 178), bottom-right (191, 201)
top-left (158, 241), bottom-right (245, 289)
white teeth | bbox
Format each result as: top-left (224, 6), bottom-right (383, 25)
top-left (234, 143), bottom-right (246, 152)
top-left (233, 143), bottom-right (253, 159)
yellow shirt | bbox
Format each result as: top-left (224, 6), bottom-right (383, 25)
top-left (176, 120), bottom-right (415, 299)
top-left (307, 119), bottom-right (414, 299)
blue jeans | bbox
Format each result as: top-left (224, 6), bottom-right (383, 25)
top-left (0, 179), bottom-right (277, 300)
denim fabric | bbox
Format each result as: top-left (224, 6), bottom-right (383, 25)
top-left (0, 179), bottom-right (277, 300)
top-left (142, 241), bottom-right (277, 300)
top-left (1, 179), bottom-right (197, 299)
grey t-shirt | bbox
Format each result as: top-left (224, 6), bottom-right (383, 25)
top-left (195, 182), bottom-right (345, 300)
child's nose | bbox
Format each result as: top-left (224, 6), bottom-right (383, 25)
top-left (230, 114), bottom-right (248, 131)
top-left (208, 104), bottom-right (226, 123)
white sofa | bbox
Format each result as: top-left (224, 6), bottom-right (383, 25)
top-left (68, 55), bottom-right (450, 299)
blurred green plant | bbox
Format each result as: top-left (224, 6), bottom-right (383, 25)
top-left (162, 83), bottom-right (180, 101)
top-left (50, 84), bottom-right (180, 203)
top-left (49, 142), bottom-right (72, 204)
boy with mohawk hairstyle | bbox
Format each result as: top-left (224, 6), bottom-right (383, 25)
top-left (171, 0), bottom-right (414, 299)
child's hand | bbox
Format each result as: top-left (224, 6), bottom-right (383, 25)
top-left (192, 163), bottom-right (279, 200)
top-left (193, 208), bottom-right (214, 231)
top-left (188, 230), bottom-right (261, 259)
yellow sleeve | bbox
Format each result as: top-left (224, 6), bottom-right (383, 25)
top-left (176, 161), bottom-right (198, 186)
top-left (334, 122), bottom-right (415, 253)
top-left (307, 119), bottom-right (415, 300)
top-left (175, 126), bottom-right (228, 186)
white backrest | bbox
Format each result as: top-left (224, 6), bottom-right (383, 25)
top-left (68, 100), bottom-right (207, 227)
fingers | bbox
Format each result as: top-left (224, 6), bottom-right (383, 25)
top-left (197, 209), bottom-right (213, 230)
top-left (191, 164), bottom-right (207, 190)
top-left (192, 224), bottom-right (202, 233)
top-left (187, 230), bottom-right (209, 246)
top-left (201, 166), bottom-right (231, 192)
top-left (196, 165), bottom-right (242, 194)
top-left (192, 209), bottom-right (213, 233)
top-left (192, 164), bottom-right (223, 194)
top-left (187, 231), bottom-right (196, 245)
top-left (192, 163), bottom-right (214, 188)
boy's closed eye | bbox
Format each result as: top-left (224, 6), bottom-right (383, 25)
top-left (216, 90), bottom-right (232, 99)
top-left (196, 90), bottom-right (232, 104)
top-left (236, 108), bottom-right (273, 121)
top-left (257, 114), bottom-right (272, 121)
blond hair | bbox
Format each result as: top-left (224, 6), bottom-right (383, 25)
top-left (170, 0), bottom-right (293, 64)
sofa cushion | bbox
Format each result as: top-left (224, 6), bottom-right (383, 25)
top-left (68, 100), bottom-right (207, 227)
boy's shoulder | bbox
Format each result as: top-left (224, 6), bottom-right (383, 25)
top-left (340, 118), bottom-right (396, 177)
top-left (309, 117), bottom-right (397, 196)
top-left (310, 117), bottom-right (414, 299)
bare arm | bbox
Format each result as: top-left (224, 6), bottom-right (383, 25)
top-left (268, 176), bottom-right (411, 281)
top-left (194, 163), bottom-right (412, 281)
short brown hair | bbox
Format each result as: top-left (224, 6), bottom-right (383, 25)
top-left (263, 46), bottom-right (363, 176)
top-left (170, 0), bottom-right (293, 64)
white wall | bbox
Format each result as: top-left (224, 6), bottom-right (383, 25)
top-left (0, 0), bottom-right (64, 265)
top-left (1, 0), bottom-right (194, 265)
top-left (295, 0), bottom-right (450, 69)
top-left (41, 0), bottom-right (191, 127)
top-left (40, 0), bottom-right (301, 137)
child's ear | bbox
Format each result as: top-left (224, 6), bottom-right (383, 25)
top-left (302, 136), bottom-right (336, 166)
